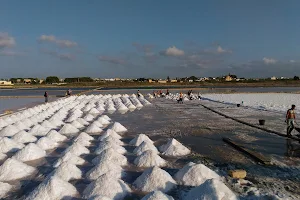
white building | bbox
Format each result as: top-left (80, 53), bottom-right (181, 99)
top-left (0, 81), bottom-right (14, 85)
top-left (270, 76), bottom-right (277, 80)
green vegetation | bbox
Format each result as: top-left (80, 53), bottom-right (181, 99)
top-left (45, 76), bottom-right (60, 83)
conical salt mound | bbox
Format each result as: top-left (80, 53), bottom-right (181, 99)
top-left (0, 153), bottom-right (7, 162)
top-left (98, 129), bottom-right (121, 141)
top-left (141, 191), bottom-right (174, 200)
top-left (96, 105), bottom-right (105, 111)
top-left (89, 108), bottom-right (100, 114)
top-left (46, 130), bottom-right (67, 142)
top-left (83, 173), bottom-right (131, 200)
top-left (101, 136), bottom-right (124, 146)
top-left (91, 121), bottom-right (104, 128)
top-left (64, 142), bottom-right (90, 156)
top-left (0, 182), bottom-right (13, 199)
top-left (0, 158), bottom-right (37, 181)
top-left (101, 115), bottom-right (111, 121)
top-left (12, 130), bottom-right (37, 143)
top-left (14, 121), bottom-right (27, 130)
top-left (71, 120), bottom-right (85, 129)
top-left (0, 125), bottom-right (19, 137)
top-left (111, 122), bottom-right (127, 133)
top-left (50, 162), bottom-right (82, 181)
top-left (174, 162), bottom-right (220, 186)
top-left (53, 152), bottom-right (85, 167)
top-left (133, 166), bottom-right (177, 193)
top-left (36, 137), bottom-right (58, 150)
top-left (40, 120), bottom-right (56, 129)
top-left (159, 138), bottom-right (190, 157)
top-left (0, 119), bottom-right (8, 128)
top-left (86, 161), bottom-right (123, 180)
top-left (59, 124), bottom-right (80, 136)
top-left (74, 132), bottom-right (94, 147)
top-left (83, 114), bottom-right (95, 122)
top-left (92, 148), bottom-right (127, 166)
top-left (184, 179), bottom-right (237, 200)
top-left (13, 143), bottom-right (46, 162)
top-left (96, 117), bottom-right (110, 125)
top-left (25, 176), bottom-right (79, 200)
top-left (134, 150), bottom-right (166, 168)
top-left (85, 123), bottom-right (103, 134)
top-left (95, 142), bottom-right (126, 155)
top-left (28, 124), bottom-right (49, 136)
top-left (133, 141), bottom-right (158, 156)
top-left (0, 137), bottom-right (24, 153)
top-left (76, 118), bottom-right (89, 126)
top-left (88, 195), bottom-right (112, 200)
top-left (130, 134), bottom-right (153, 146)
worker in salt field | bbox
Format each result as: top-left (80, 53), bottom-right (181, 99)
top-left (137, 90), bottom-right (141, 98)
top-left (166, 89), bottom-right (170, 95)
top-left (44, 91), bottom-right (48, 103)
top-left (286, 104), bottom-right (296, 136)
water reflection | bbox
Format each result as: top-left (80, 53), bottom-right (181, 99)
top-left (285, 139), bottom-right (300, 157)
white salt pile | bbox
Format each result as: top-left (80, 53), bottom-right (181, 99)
top-left (0, 137), bottom-right (24, 153)
top-left (64, 142), bottom-right (90, 156)
top-left (59, 124), bottom-right (80, 136)
top-left (0, 119), bottom-right (8, 128)
top-left (91, 121), bottom-right (104, 128)
top-left (40, 120), bottom-right (56, 129)
top-left (174, 162), bottom-right (220, 186)
top-left (74, 132), bottom-right (94, 146)
top-left (184, 179), bottom-right (238, 200)
top-left (0, 153), bottom-right (7, 162)
top-left (0, 158), bottom-right (37, 181)
top-left (85, 123), bottom-right (103, 134)
top-left (111, 122), bottom-right (127, 133)
top-left (129, 134), bottom-right (153, 146)
top-left (36, 137), bottom-right (58, 150)
top-left (0, 125), bottom-right (20, 137)
top-left (86, 161), bottom-right (123, 180)
top-left (89, 108), bottom-right (101, 114)
top-left (25, 176), bottom-right (79, 200)
top-left (159, 138), bottom-right (190, 157)
top-left (133, 141), bottom-right (159, 156)
top-left (12, 130), bottom-right (37, 143)
top-left (14, 121), bottom-right (27, 130)
top-left (83, 173), bottom-right (131, 200)
top-left (141, 191), bottom-right (174, 200)
top-left (92, 148), bottom-right (127, 166)
top-left (133, 166), bottom-right (177, 193)
top-left (53, 152), bottom-right (85, 167)
top-left (98, 129), bottom-right (121, 141)
top-left (28, 124), bottom-right (49, 136)
top-left (88, 195), bottom-right (112, 200)
top-left (134, 150), bottom-right (166, 168)
top-left (101, 136), bottom-right (124, 146)
top-left (96, 117), bottom-right (110, 125)
top-left (46, 130), bottom-right (67, 142)
top-left (0, 182), bottom-right (12, 198)
top-left (71, 120), bottom-right (85, 129)
top-left (83, 114), bottom-right (95, 122)
top-left (50, 162), bottom-right (82, 181)
top-left (101, 115), bottom-right (111, 121)
top-left (13, 143), bottom-right (46, 162)
top-left (76, 118), bottom-right (89, 126)
top-left (95, 143), bottom-right (126, 155)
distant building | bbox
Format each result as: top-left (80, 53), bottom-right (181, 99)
top-left (0, 81), bottom-right (13, 85)
top-left (148, 79), bottom-right (153, 83)
top-left (23, 79), bottom-right (32, 84)
top-left (188, 80), bottom-right (193, 82)
top-left (271, 76), bottom-right (277, 80)
top-left (225, 75), bottom-right (233, 81)
top-left (170, 79), bottom-right (177, 83)
top-left (157, 80), bottom-right (167, 83)
top-left (115, 78), bottom-right (121, 81)
top-left (16, 79), bottom-right (22, 83)
top-left (39, 79), bottom-right (44, 84)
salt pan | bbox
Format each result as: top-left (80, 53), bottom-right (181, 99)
top-left (12, 130), bottom-right (37, 143)
top-left (46, 130), bottom-right (67, 142)
top-left (13, 143), bottom-right (46, 162)
top-left (0, 137), bottom-right (24, 153)
top-left (174, 162), bottom-right (220, 186)
top-left (133, 166), bottom-right (177, 193)
top-left (25, 176), bottom-right (79, 200)
top-left (159, 138), bottom-right (190, 157)
top-left (36, 137), bottom-right (58, 150)
top-left (134, 150), bottom-right (166, 168)
top-left (111, 122), bottom-right (127, 133)
top-left (130, 134), bottom-right (153, 146)
top-left (0, 125), bottom-right (20, 137)
top-left (83, 173), bottom-right (131, 200)
top-left (184, 178), bottom-right (237, 200)
top-left (0, 158), bottom-right (37, 181)
top-left (133, 141), bottom-right (158, 155)
top-left (141, 191), bottom-right (174, 200)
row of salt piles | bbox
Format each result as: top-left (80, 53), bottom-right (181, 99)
top-left (83, 122), bottom-right (132, 200)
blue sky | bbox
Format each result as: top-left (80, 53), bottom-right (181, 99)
top-left (1, 0), bottom-right (300, 78)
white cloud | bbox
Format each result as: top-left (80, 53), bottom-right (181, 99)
top-left (290, 60), bottom-right (296, 63)
top-left (0, 32), bottom-right (15, 48)
top-left (263, 57), bottom-right (277, 64)
top-left (162, 46), bottom-right (185, 56)
top-left (38, 34), bottom-right (77, 48)
top-left (217, 46), bottom-right (232, 53)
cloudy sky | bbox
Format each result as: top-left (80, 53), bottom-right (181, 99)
top-left (1, 0), bottom-right (300, 78)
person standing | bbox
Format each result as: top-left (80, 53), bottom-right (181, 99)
top-left (137, 90), bottom-right (141, 98)
top-left (286, 104), bottom-right (296, 136)
top-left (44, 91), bottom-right (48, 103)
